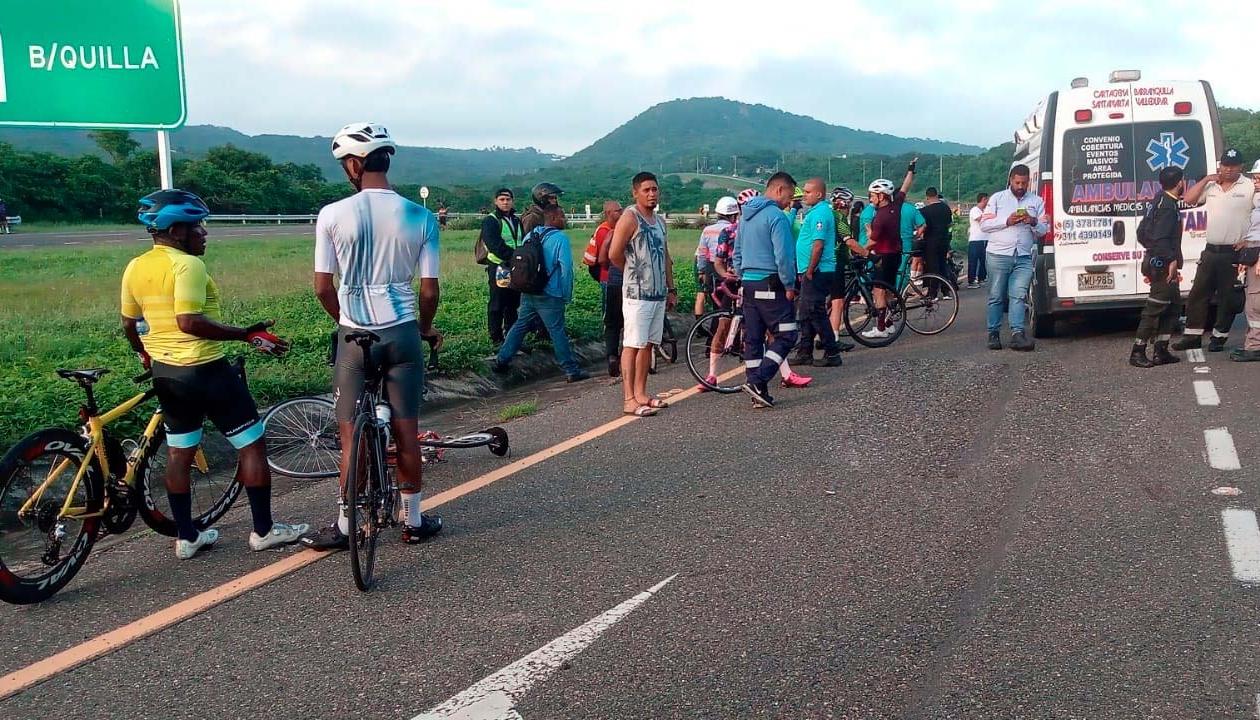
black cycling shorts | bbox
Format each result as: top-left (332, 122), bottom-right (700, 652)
top-left (151, 358), bottom-right (262, 450)
top-left (696, 261), bottom-right (716, 294)
top-left (875, 253), bottom-right (902, 287)
top-left (333, 323), bottom-right (425, 422)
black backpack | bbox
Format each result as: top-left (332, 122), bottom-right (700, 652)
top-left (508, 228), bottom-right (553, 294)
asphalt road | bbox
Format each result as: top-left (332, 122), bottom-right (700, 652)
top-left (0, 224), bottom-right (310, 249)
top-left (3, 289), bottom-right (1260, 719)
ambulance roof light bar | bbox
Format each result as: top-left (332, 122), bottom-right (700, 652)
top-left (1108, 69), bottom-right (1141, 83)
top-left (1070, 77), bottom-right (1089, 89)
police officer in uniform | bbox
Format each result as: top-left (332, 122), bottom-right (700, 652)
top-left (1131, 167), bottom-right (1186, 368)
top-left (479, 188), bottom-right (524, 346)
top-left (1173, 148), bottom-right (1258, 351)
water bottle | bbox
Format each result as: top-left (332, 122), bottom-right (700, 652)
top-left (137, 318), bottom-right (149, 335)
top-left (374, 402), bottom-right (392, 428)
top-left (495, 265), bottom-right (511, 289)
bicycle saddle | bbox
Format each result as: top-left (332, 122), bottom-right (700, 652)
top-left (56, 368), bottom-right (111, 384)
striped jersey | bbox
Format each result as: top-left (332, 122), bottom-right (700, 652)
top-left (315, 189), bottom-right (440, 330)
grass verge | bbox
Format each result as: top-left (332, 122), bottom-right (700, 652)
top-left (0, 227), bottom-right (701, 448)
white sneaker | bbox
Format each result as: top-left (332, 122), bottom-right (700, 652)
top-left (175, 528), bottom-right (220, 560)
top-left (249, 522), bottom-right (312, 551)
top-left (860, 327), bottom-right (889, 339)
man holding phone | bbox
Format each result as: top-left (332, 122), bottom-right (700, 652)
top-left (978, 164), bottom-right (1047, 351)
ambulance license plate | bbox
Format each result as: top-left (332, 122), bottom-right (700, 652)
top-left (1078, 272), bottom-right (1114, 291)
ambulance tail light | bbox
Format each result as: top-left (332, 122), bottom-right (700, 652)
top-left (1174, 101), bottom-right (1192, 116)
top-left (1074, 109), bottom-right (1093, 124)
top-left (1039, 181), bottom-right (1055, 246)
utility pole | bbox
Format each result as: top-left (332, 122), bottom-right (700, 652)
top-left (862, 159), bottom-right (867, 186)
top-left (732, 155), bottom-right (738, 177)
top-left (939, 156), bottom-right (945, 194)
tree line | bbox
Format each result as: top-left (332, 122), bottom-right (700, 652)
top-left (1, 108), bottom-right (1257, 223)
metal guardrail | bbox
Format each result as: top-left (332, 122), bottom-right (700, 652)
top-left (2, 216), bottom-right (21, 226)
top-left (208, 214), bottom-right (317, 224)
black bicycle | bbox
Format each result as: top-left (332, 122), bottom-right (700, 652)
top-left (841, 256), bottom-right (907, 348)
top-left (685, 304), bottom-right (747, 394)
top-left (340, 330), bottom-right (397, 592)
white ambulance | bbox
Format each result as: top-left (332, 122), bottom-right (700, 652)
top-left (1011, 70), bottom-right (1223, 337)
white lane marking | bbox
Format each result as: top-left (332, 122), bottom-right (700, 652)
top-left (1187, 348), bottom-right (1206, 363)
top-left (62, 241), bottom-right (81, 245)
top-left (1194, 366), bottom-right (1211, 374)
top-left (1204, 428), bottom-right (1242, 471)
top-left (412, 574), bottom-right (678, 720)
top-left (1221, 510), bottom-right (1260, 583)
top-left (1255, 692), bottom-right (1259, 720)
top-left (1193, 380), bottom-right (1221, 406)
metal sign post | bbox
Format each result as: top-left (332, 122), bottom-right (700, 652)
top-left (419, 186), bottom-right (429, 208)
top-left (156, 130), bottom-right (173, 189)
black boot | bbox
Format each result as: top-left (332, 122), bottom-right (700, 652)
top-left (1171, 335), bottom-right (1201, 351)
top-left (1151, 341), bottom-right (1181, 365)
top-left (1208, 336), bottom-right (1227, 353)
top-left (1129, 342), bottom-right (1155, 368)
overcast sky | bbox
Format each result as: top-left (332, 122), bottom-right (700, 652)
top-left (182, 0), bottom-right (1258, 155)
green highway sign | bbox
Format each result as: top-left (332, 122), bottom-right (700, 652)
top-left (0, 0), bottom-right (186, 129)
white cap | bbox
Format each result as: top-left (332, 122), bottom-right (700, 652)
top-left (714, 196), bottom-right (739, 216)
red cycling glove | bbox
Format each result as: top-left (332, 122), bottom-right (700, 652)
top-left (245, 323), bottom-right (287, 356)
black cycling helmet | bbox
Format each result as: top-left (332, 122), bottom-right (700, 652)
top-left (137, 189), bottom-right (211, 232)
top-left (531, 182), bottom-right (564, 208)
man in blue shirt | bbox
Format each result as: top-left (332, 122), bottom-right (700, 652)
top-left (733, 171), bottom-right (800, 408)
top-left (792, 178), bottom-right (843, 366)
top-left (491, 205), bottom-right (591, 382)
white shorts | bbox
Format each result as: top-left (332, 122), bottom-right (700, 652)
top-left (622, 297), bottom-right (666, 348)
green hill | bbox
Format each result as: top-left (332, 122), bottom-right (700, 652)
top-left (0, 125), bottom-right (560, 185)
top-left (565, 97), bottom-right (984, 170)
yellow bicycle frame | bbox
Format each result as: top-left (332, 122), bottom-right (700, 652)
top-left (17, 389), bottom-right (208, 521)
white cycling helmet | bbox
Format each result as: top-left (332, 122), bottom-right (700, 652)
top-left (868, 179), bottom-right (895, 196)
top-left (714, 196), bottom-right (739, 216)
top-left (331, 122), bottom-right (397, 160)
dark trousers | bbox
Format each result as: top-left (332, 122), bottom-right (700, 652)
top-left (487, 267), bottom-right (522, 344)
top-left (923, 240), bottom-right (955, 296)
top-left (603, 282), bottom-right (624, 360)
top-left (1184, 248), bottom-right (1238, 337)
top-left (796, 272), bottom-right (838, 355)
top-left (967, 241), bottom-right (987, 283)
top-left (742, 279), bottom-right (799, 387)
top-left (1136, 260), bottom-right (1181, 341)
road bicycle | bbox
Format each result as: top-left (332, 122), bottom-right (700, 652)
top-left (330, 331), bottom-right (510, 591)
top-left (262, 396), bottom-right (509, 480)
top-left (841, 256), bottom-right (908, 348)
top-left (0, 365), bottom-right (240, 605)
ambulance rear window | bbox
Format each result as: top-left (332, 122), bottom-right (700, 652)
top-left (1061, 120), bottom-right (1208, 215)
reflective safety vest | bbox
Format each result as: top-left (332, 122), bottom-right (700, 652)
top-left (485, 213), bottom-right (522, 265)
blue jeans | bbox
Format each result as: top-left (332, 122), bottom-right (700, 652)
top-left (967, 241), bottom-right (987, 283)
top-left (497, 294), bottom-right (580, 375)
top-left (986, 252), bottom-right (1034, 333)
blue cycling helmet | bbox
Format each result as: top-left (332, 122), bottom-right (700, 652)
top-left (138, 189), bottom-right (210, 232)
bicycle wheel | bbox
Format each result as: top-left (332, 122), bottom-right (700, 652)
top-left (901, 274), bottom-right (959, 335)
top-left (0, 429), bottom-right (104, 604)
top-left (136, 426), bottom-right (243, 538)
top-left (684, 310), bottom-right (745, 393)
top-left (263, 396), bottom-right (340, 479)
top-left (845, 281), bottom-right (906, 348)
top-left (421, 431), bottom-right (494, 449)
top-left (347, 413), bottom-right (382, 592)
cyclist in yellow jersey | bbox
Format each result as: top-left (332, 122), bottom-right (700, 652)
top-left (120, 189), bottom-right (308, 560)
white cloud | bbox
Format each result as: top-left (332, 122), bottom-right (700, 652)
top-left (176, 0), bottom-right (1258, 154)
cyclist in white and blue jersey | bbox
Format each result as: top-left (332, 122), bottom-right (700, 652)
top-left (303, 122), bottom-right (444, 550)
